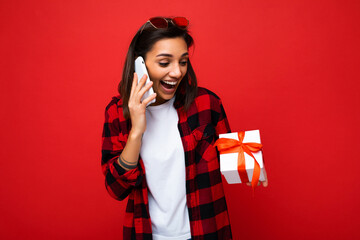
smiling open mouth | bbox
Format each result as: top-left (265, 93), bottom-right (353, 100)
top-left (160, 80), bottom-right (177, 89)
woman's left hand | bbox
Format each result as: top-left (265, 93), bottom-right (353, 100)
top-left (246, 168), bottom-right (268, 187)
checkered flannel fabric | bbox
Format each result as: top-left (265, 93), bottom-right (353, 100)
top-left (101, 87), bottom-right (233, 240)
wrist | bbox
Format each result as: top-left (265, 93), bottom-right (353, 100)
top-left (129, 129), bottom-right (143, 141)
top-left (118, 155), bottom-right (137, 170)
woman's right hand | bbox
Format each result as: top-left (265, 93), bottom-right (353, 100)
top-left (128, 73), bottom-right (157, 136)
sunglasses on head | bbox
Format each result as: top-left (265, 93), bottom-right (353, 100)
top-left (140, 17), bottom-right (189, 34)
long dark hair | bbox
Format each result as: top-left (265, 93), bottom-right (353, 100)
top-left (119, 17), bottom-right (198, 119)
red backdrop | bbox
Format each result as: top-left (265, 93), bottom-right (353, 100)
top-left (1, 0), bottom-right (359, 239)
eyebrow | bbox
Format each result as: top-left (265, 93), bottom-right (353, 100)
top-left (156, 53), bottom-right (189, 58)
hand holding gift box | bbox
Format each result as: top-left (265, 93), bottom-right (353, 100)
top-left (215, 130), bottom-right (268, 188)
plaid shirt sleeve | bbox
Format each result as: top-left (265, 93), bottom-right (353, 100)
top-left (101, 96), bottom-right (144, 201)
top-left (214, 97), bottom-right (231, 137)
top-left (177, 87), bottom-right (233, 239)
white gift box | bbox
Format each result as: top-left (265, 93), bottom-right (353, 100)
top-left (218, 130), bottom-right (265, 184)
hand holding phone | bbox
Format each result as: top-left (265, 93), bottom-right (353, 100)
top-left (134, 56), bottom-right (156, 107)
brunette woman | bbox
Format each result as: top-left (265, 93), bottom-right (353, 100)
top-left (102, 17), bottom-right (233, 240)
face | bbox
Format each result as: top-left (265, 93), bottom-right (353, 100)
top-left (144, 37), bottom-right (188, 106)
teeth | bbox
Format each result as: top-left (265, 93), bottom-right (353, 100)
top-left (163, 80), bottom-right (177, 85)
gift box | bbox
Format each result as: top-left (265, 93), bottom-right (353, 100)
top-left (215, 130), bottom-right (265, 186)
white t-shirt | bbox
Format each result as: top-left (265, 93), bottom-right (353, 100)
top-left (140, 97), bottom-right (191, 240)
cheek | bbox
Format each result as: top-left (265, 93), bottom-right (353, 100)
top-left (181, 67), bottom-right (188, 78)
top-left (148, 67), bottom-right (165, 82)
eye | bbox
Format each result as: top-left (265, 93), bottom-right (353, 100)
top-left (159, 62), bottom-right (169, 67)
top-left (180, 60), bottom-right (188, 66)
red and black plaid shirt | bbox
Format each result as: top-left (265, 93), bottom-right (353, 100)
top-left (101, 87), bottom-right (233, 240)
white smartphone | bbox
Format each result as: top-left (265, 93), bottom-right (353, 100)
top-left (134, 56), bottom-right (156, 107)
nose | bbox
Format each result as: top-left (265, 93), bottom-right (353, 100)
top-left (169, 63), bottom-right (182, 79)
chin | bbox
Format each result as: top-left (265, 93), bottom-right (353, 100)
top-left (160, 93), bottom-right (174, 101)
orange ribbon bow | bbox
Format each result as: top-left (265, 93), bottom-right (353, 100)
top-left (214, 131), bottom-right (263, 189)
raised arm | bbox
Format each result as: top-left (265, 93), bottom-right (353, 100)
top-left (101, 73), bottom-right (156, 200)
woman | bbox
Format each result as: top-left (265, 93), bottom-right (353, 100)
top-left (101, 17), bottom-right (233, 240)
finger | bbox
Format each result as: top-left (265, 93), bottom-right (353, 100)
top-left (142, 93), bottom-right (157, 106)
top-left (262, 176), bottom-right (268, 187)
top-left (138, 81), bottom-right (153, 100)
top-left (130, 72), bottom-right (138, 98)
top-left (134, 75), bottom-right (148, 103)
top-left (262, 180), bottom-right (268, 187)
top-left (246, 182), bottom-right (251, 186)
top-left (135, 74), bottom-right (148, 93)
top-left (262, 168), bottom-right (269, 187)
top-left (135, 77), bottom-right (151, 104)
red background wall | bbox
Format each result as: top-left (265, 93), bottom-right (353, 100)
top-left (1, 0), bottom-right (359, 239)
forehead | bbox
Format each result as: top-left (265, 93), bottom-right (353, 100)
top-left (148, 37), bottom-right (188, 56)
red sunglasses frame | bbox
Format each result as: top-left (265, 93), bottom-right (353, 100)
top-left (140, 17), bottom-right (189, 35)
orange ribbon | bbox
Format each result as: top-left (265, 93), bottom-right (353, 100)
top-left (214, 132), bottom-right (263, 189)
